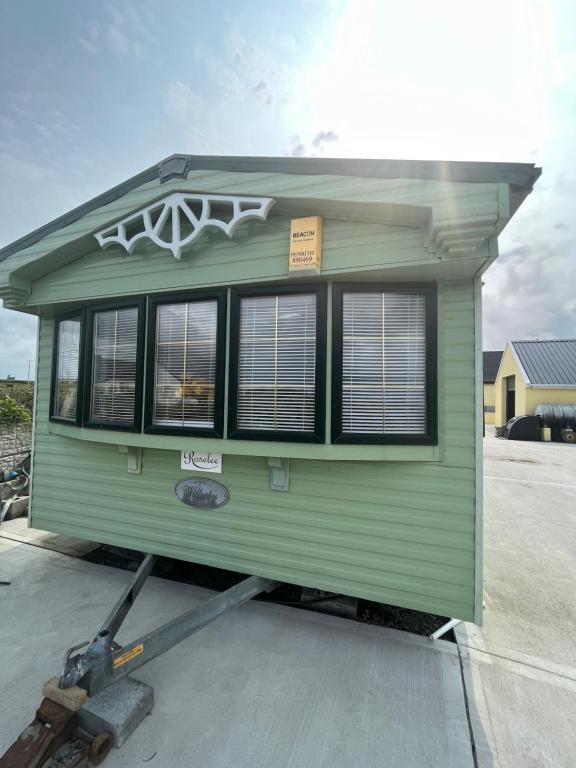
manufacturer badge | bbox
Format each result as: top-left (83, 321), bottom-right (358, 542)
top-left (175, 478), bottom-right (230, 509)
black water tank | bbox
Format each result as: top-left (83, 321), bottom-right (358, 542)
top-left (504, 415), bottom-right (540, 441)
top-left (535, 404), bottom-right (576, 442)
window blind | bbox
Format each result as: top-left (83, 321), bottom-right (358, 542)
top-left (53, 317), bottom-right (81, 420)
top-left (153, 300), bottom-right (217, 428)
top-left (342, 292), bottom-right (426, 434)
top-left (90, 307), bottom-right (138, 423)
top-left (237, 293), bottom-right (316, 432)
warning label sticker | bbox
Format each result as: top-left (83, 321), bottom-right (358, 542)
top-left (113, 643), bottom-right (144, 669)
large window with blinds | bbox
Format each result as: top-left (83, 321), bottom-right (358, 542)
top-left (84, 301), bottom-right (144, 431)
top-left (331, 283), bottom-right (437, 444)
top-left (144, 291), bottom-right (226, 436)
top-left (50, 314), bottom-right (83, 424)
top-left (228, 285), bottom-right (326, 442)
top-left (49, 282), bottom-right (435, 446)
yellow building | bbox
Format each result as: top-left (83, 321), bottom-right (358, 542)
top-left (483, 351), bottom-right (502, 426)
top-left (494, 340), bottom-right (576, 427)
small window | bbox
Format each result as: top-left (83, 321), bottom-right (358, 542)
top-left (85, 302), bottom-right (144, 430)
top-left (228, 286), bottom-right (326, 442)
top-left (332, 284), bottom-right (436, 444)
top-left (51, 315), bottom-right (82, 423)
top-left (145, 291), bottom-right (226, 436)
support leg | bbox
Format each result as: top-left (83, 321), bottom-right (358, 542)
top-left (99, 554), bottom-right (156, 640)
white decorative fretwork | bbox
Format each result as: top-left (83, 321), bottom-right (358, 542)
top-left (95, 192), bottom-right (275, 260)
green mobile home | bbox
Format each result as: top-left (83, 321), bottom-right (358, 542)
top-left (0, 155), bottom-right (540, 624)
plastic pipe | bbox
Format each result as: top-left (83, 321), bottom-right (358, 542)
top-left (429, 618), bottom-right (462, 641)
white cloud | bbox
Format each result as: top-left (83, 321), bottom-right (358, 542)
top-left (77, 4), bottom-right (151, 59)
top-left (216, 29), bottom-right (302, 112)
top-left (78, 22), bottom-right (100, 54)
top-left (163, 81), bottom-right (204, 124)
top-left (278, 0), bottom-right (575, 346)
top-left (35, 110), bottom-right (80, 141)
top-left (0, 152), bottom-right (82, 245)
top-left (221, 69), bottom-right (246, 99)
top-left (481, 15), bottom-right (576, 348)
top-left (278, 0), bottom-right (561, 161)
top-left (105, 25), bottom-right (143, 58)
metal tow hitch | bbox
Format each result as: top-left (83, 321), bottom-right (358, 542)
top-left (1, 552), bottom-right (280, 766)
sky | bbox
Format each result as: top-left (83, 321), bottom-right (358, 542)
top-left (0, 0), bottom-right (575, 378)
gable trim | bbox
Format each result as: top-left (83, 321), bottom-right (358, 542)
top-left (509, 342), bottom-right (531, 384)
top-left (0, 154), bottom-right (541, 266)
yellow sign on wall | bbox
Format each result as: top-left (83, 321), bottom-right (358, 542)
top-left (289, 216), bottom-right (322, 273)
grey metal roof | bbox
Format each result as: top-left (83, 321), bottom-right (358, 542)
top-left (512, 340), bottom-right (576, 386)
top-left (0, 154), bottom-right (541, 264)
top-left (483, 351), bottom-right (503, 383)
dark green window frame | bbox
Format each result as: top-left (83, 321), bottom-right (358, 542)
top-left (143, 289), bottom-right (227, 438)
top-left (331, 282), bottom-right (438, 446)
top-left (82, 298), bottom-right (146, 433)
top-left (48, 281), bottom-right (437, 448)
top-left (49, 310), bottom-right (85, 426)
top-left (227, 283), bottom-right (327, 444)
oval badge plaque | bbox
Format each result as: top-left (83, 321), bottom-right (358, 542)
top-left (175, 478), bottom-right (229, 509)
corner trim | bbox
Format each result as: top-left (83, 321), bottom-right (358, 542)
top-left (473, 274), bottom-right (484, 625)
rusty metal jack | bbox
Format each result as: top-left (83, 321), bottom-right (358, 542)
top-left (0, 697), bottom-right (111, 767)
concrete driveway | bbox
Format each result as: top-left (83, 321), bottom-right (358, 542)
top-left (457, 429), bottom-right (576, 768)
top-left (0, 538), bottom-right (473, 768)
top-left (1, 429), bottom-right (574, 767)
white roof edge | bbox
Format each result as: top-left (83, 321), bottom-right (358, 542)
top-left (509, 341), bottom-right (531, 385)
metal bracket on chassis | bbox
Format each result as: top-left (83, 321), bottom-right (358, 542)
top-left (59, 553), bottom-right (280, 697)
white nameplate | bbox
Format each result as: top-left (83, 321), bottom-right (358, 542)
top-left (181, 451), bottom-right (222, 474)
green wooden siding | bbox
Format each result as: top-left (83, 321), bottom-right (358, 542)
top-left (30, 218), bottom-right (428, 305)
top-left (0, 160), bottom-right (542, 628)
top-left (0, 170), bottom-right (503, 304)
top-left (29, 276), bottom-right (478, 622)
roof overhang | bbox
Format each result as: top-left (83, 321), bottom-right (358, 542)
top-left (0, 154), bottom-right (542, 265)
top-left (0, 154), bottom-right (541, 310)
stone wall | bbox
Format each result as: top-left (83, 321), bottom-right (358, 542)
top-left (0, 424), bottom-right (32, 472)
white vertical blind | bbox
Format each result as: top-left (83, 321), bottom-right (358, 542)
top-left (153, 300), bottom-right (217, 428)
top-left (342, 292), bottom-right (426, 434)
top-left (90, 307), bottom-right (138, 423)
top-left (237, 293), bottom-right (316, 432)
top-left (54, 317), bottom-right (81, 420)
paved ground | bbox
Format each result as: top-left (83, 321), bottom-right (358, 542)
top-left (457, 429), bottom-right (576, 768)
top-left (0, 539), bottom-right (473, 768)
top-left (1, 430), bottom-right (574, 767)
top-left (0, 515), bottom-right (98, 557)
